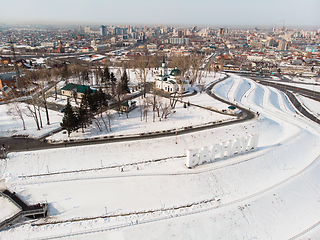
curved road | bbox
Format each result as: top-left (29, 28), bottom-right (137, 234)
top-left (1, 74), bottom-right (319, 154)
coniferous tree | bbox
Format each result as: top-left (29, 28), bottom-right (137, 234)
top-left (61, 99), bottom-right (78, 137)
top-left (90, 90), bottom-right (99, 113)
top-left (120, 70), bottom-right (130, 94)
top-left (103, 66), bottom-right (110, 84)
top-left (110, 72), bottom-right (117, 96)
top-left (77, 98), bottom-right (91, 133)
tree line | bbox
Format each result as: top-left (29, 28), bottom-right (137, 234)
top-left (60, 68), bottom-right (130, 137)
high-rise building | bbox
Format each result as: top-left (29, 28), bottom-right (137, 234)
top-left (84, 26), bottom-right (91, 34)
top-left (114, 27), bottom-right (127, 35)
top-left (177, 30), bottom-right (183, 38)
top-left (168, 38), bottom-right (190, 45)
top-left (278, 40), bottom-right (288, 50)
top-left (139, 32), bottom-right (145, 41)
top-left (218, 28), bottom-right (224, 36)
top-left (100, 25), bottom-right (107, 36)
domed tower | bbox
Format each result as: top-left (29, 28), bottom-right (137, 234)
top-left (159, 56), bottom-right (168, 76)
top-left (169, 66), bottom-right (181, 81)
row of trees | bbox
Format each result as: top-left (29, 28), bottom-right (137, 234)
top-left (5, 50), bottom-right (213, 134)
top-left (6, 68), bottom-right (59, 131)
top-left (60, 69), bottom-right (130, 136)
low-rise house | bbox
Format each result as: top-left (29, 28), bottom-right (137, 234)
top-left (0, 85), bottom-right (14, 97)
top-left (61, 83), bottom-right (95, 99)
top-left (0, 72), bottom-right (17, 89)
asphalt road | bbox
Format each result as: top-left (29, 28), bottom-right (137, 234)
top-left (257, 81), bottom-right (320, 124)
top-left (237, 72), bottom-right (320, 124)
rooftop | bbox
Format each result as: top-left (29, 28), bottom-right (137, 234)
top-left (0, 72), bottom-right (16, 81)
top-left (169, 67), bottom-right (181, 76)
top-left (61, 83), bottom-right (95, 94)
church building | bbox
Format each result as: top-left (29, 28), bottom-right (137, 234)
top-left (155, 57), bottom-right (190, 93)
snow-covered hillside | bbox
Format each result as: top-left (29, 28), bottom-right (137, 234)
top-left (1, 73), bottom-right (320, 239)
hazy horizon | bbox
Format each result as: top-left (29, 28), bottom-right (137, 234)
top-left (1, 0), bottom-right (319, 29)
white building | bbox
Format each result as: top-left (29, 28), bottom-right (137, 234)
top-left (155, 57), bottom-right (190, 93)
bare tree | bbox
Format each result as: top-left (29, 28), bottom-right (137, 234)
top-left (25, 97), bottom-right (41, 131)
top-left (134, 55), bottom-right (150, 98)
top-left (106, 106), bottom-right (114, 132)
top-left (36, 104), bottom-right (43, 128)
top-left (81, 67), bottom-right (89, 85)
top-left (51, 68), bottom-right (60, 100)
top-left (94, 66), bottom-right (103, 86)
top-left (160, 102), bottom-right (172, 119)
top-left (24, 72), bottom-right (42, 130)
top-left (171, 55), bottom-right (191, 78)
top-left (189, 52), bottom-right (205, 85)
top-left (143, 99), bottom-right (150, 122)
top-left (170, 91), bottom-right (179, 109)
top-left (39, 69), bottom-right (52, 125)
top-left (138, 96), bottom-right (150, 122)
top-left (92, 116), bottom-right (103, 132)
top-left (155, 98), bottom-right (162, 118)
top-left (6, 101), bottom-right (27, 130)
top-left (214, 65), bottom-right (219, 78)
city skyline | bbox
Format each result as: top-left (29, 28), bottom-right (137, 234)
top-left (1, 0), bottom-right (320, 28)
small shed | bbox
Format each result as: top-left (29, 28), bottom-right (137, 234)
top-left (120, 100), bottom-right (136, 112)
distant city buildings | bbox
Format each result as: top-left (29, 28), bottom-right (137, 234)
top-left (100, 25), bottom-right (106, 36)
top-left (0, 23), bottom-right (319, 80)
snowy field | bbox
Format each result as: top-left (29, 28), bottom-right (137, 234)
top-left (0, 103), bottom-right (63, 138)
top-left (1, 73), bottom-right (320, 239)
top-left (48, 94), bottom-right (235, 141)
top-left (47, 95), bottom-right (78, 108)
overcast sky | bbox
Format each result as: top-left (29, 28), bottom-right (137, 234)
top-left (1, 0), bottom-right (319, 28)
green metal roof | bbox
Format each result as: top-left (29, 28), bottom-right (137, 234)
top-left (61, 83), bottom-right (95, 94)
top-left (169, 67), bottom-right (181, 76)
